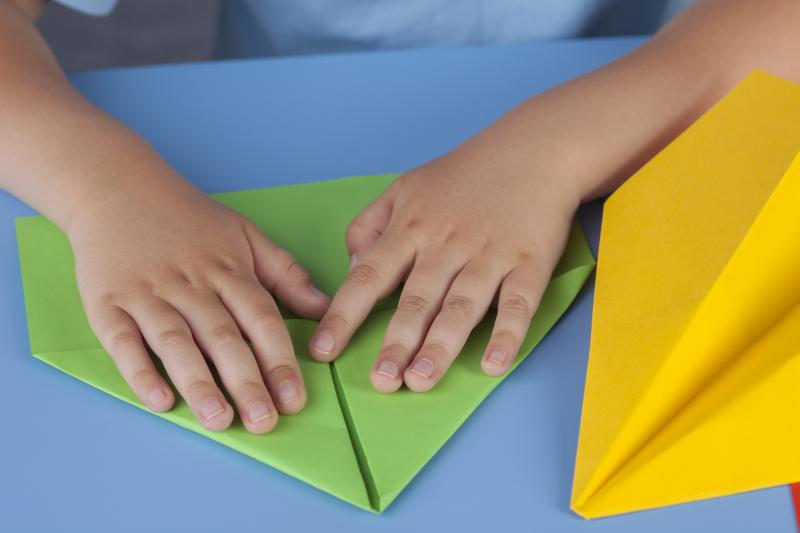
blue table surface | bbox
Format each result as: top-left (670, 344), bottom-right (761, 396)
top-left (0, 37), bottom-right (793, 532)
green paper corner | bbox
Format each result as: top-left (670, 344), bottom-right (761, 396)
top-left (16, 174), bottom-right (595, 512)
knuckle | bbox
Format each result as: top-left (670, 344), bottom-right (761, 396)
top-left (216, 255), bottom-right (243, 274)
top-left (160, 267), bottom-right (202, 292)
top-left (443, 228), bottom-right (458, 244)
top-left (443, 293), bottom-right (475, 317)
top-left (348, 263), bottom-right (380, 286)
top-left (157, 327), bottom-right (192, 351)
top-left (109, 330), bottom-right (140, 355)
top-left (238, 379), bottom-right (268, 395)
top-left (210, 325), bottom-right (241, 346)
top-left (493, 329), bottom-right (520, 347)
top-left (348, 218), bottom-right (376, 238)
top-left (175, 269), bottom-right (197, 288)
top-left (400, 216), bottom-right (422, 232)
top-left (346, 219), bottom-right (384, 252)
top-left (422, 221), bottom-right (457, 245)
top-left (271, 254), bottom-right (310, 290)
top-left (271, 247), bottom-right (298, 274)
top-left (420, 341), bottom-right (448, 359)
top-left (266, 363), bottom-right (298, 383)
top-left (322, 312), bottom-right (350, 331)
top-left (517, 250), bottom-right (536, 264)
top-left (207, 255), bottom-right (246, 280)
top-left (285, 260), bottom-right (310, 285)
top-left (185, 378), bottom-right (216, 399)
top-left (501, 293), bottom-right (533, 315)
top-left (379, 342), bottom-right (411, 359)
top-left (131, 369), bottom-right (156, 388)
top-left (282, 257), bottom-right (300, 278)
top-left (397, 293), bottom-right (429, 314)
top-left (137, 279), bottom-right (156, 295)
top-left (250, 311), bottom-right (285, 337)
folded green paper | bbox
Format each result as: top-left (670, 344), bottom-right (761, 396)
top-left (16, 174), bottom-right (595, 512)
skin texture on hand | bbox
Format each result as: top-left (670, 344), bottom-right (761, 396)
top-left (67, 174), bottom-right (330, 433)
top-left (0, 0), bottom-right (330, 433)
top-left (309, 0), bottom-right (800, 392)
top-left (1, 0), bottom-right (799, 425)
top-left (309, 136), bottom-right (581, 392)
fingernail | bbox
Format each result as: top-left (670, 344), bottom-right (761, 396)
top-left (311, 330), bottom-right (336, 355)
top-left (248, 401), bottom-right (272, 422)
top-left (147, 386), bottom-right (166, 406)
top-left (200, 397), bottom-right (225, 420)
top-left (376, 360), bottom-right (399, 380)
top-left (349, 254), bottom-right (358, 271)
top-left (410, 358), bottom-right (435, 379)
top-left (310, 284), bottom-right (328, 298)
top-left (487, 349), bottom-right (507, 366)
top-left (277, 382), bottom-right (300, 403)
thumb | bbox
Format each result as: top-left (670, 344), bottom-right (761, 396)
top-left (345, 179), bottom-right (400, 261)
top-left (243, 221), bottom-right (330, 319)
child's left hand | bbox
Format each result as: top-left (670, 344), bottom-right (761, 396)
top-left (308, 125), bottom-right (582, 392)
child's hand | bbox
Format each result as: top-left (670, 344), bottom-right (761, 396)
top-left (67, 175), bottom-right (330, 433)
top-left (308, 131), bottom-right (582, 392)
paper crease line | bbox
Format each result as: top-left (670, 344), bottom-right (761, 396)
top-left (574, 153), bottom-right (800, 510)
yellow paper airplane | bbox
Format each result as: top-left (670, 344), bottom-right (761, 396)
top-left (571, 70), bottom-right (800, 518)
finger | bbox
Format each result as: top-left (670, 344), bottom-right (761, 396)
top-left (125, 296), bottom-right (234, 431)
top-left (218, 276), bottom-right (307, 415)
top-left (243, 220), bottom-right (330, 319)
top-left (481, 264), bottom-right (547, 376)
top-left (88, 304), bottom-right (175, 412)
top-left (370, 253), bottom-right (463, 393)
top-left (167, 289), bottom-right (278, 434)
top-left (404, 259), bottom-right (508, 392)
top-left (345, 179), bottom-right (400, 259)
top-left (309, 231), bottom-right (415, 362)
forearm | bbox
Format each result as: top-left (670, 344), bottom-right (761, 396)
top-left (0, 1), bottom-right (187, 233)
top-left (461, 0), bottom-right (800, 203)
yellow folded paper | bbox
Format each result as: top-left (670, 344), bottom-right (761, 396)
top-left (571, 70), bottom-right (800, 518)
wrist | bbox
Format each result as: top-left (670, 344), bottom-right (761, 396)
top-left (62, 149), bottom-right (196, 243)
top-left (457, 105), bottom-right (586, 216)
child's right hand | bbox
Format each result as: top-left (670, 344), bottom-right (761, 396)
top-left (1, 0), bottom-right (334, 435)
top-left (65, 172), bottom-right (330, 434)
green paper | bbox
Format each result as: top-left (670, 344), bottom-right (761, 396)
top-left (16, 173), bottom-right (595, 512)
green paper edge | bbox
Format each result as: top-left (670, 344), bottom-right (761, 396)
top-left (33, 322), bottom-right (373, 511)
top-left (15, 174), bottom-right (595, 513)
top-left (330, 223), bottom-right (595, 510)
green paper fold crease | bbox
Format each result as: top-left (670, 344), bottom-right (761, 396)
top-left (16, 173), bottom-right (595, 512)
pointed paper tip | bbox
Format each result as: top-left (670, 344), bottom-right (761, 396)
top-left (571, 496), bottom-right (618, 520)
top-left (569, 487), bottom-right (597, 519)
top-left (570, 501), bottom-right (594, 520)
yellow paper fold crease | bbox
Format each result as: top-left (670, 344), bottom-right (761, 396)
top-left (572, 70), bottom-right (800, 518)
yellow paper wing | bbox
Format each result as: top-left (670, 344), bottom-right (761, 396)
top-left (572, 70), bottom-right (800, 518)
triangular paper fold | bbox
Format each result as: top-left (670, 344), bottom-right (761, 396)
top-left (34, 328), bottom-right (373, 511)
top-left (17, 173), bottom-right (595, 512)
top-left (572, 70), bottom-right (800, 518)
